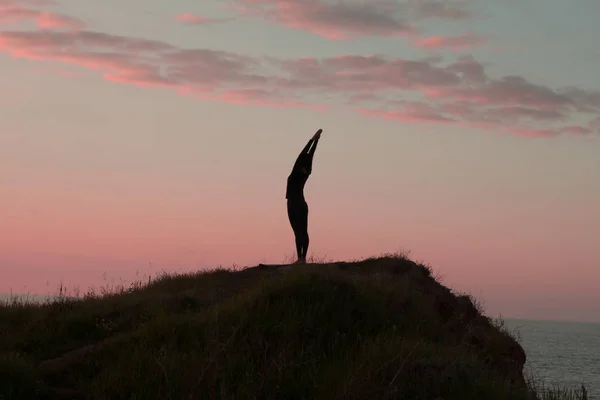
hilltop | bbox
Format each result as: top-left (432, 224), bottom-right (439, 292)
top-left (0, 254), bottom-right (588, 400)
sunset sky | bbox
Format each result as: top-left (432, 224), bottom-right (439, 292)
top-left (1, 0), bottom-right (599, 322)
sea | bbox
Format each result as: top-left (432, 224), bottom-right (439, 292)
top-left (506, 318), bottom-right (600, 399)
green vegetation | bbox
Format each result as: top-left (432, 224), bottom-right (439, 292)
top-left (0, 254), bottom-right (589, 400)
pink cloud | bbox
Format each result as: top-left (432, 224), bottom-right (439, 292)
top-left (182, 1), bottom-right (480, 46)
top-left (447, 75), bottom-right (573, 110)
top-left (36, 11), bottom-right (83, 30)
top-left (505, 127), bottom-right (559, 138)
top-left (215, 89), bottom-right (329, 111)
top-left (0, 30), bottom-right (258, 86)
top-left (1, 14), bottom-right (598, 139)
top-left (588, 117), bottom-right (600, 133)
top-left (413, 33), bottom-right (486, 51)
top-left (277, 54), bottom-right (599, 136)
top-left (234, 0), bottom-right (421, 39)
top-left (279, 54), bottom-right (461, 92)
top-left (357, 102), bottom-right (566, 139)
top-left (0, 0), bottom-right (59, 6)
top-left (231, 0), bottom-right (477, 40)
top-left (560, 125), bottom-right (593, 135)
top-left (560, 88), bottom-right (600, 114)
top-left (0, 2), bottom-right (84, 30)
top-left (356, 104), bottom-right (569, 140)
top-left (175, 13), bottom-right (215, 25)
top-left (358, 106), bottom-right (455, 125)
top-left (0, 29), bottom-right (302, 108)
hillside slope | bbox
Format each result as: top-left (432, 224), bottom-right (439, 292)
top-left (0, 255), bottom-right (580, 400)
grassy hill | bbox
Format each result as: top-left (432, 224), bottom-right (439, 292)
top-left (0, 254), bottom-right (588, 400)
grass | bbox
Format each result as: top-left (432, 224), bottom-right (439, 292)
top-left (0, 253), bottom-right (589, 400)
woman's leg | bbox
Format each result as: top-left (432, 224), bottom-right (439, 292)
top-left (299, 201), bottom-right (309, 261)
top-left (287, 200), bottom-right (304, 261)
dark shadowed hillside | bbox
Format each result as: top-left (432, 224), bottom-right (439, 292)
top-left (0, 254), bottom-right (588, 400)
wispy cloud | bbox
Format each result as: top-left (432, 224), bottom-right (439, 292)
top-left (358, 105), bottom-right (455, 125)
top-left (587, 117), bottom-right (600, 133)
top-left (0, 0), bottom-right (84, 30)
top-left (412, 33), bottom-right (486, 51)
top-left (0, 0), bottom-right (58, 7)
top-left (561, 125), bottom-right (593, 136)
top-left (1, 3), bottom-right (598, 139)
top-left (0, 30), bottom-right (259, 88)
top-left (179, 0), bottom-right (484, 48)
top-left (175, 13), bottom-right (215, 25)
top-left (220, 0), bottom-right (476, 40)
top-left (233, 0), bottom-right (416, 40)
top-left (174, 13), bottom-right (237, 25)
top-left (278, 54), bottom-right (599, 137)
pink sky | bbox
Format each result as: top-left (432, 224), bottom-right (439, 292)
top-left (1, 0), bottom-right (599, 322)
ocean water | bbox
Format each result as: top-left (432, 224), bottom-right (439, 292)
top-left (506, 318), bottom-right (600, 399)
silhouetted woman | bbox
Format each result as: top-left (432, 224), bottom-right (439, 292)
top-left (286, 129), bottom-right (322, 264)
